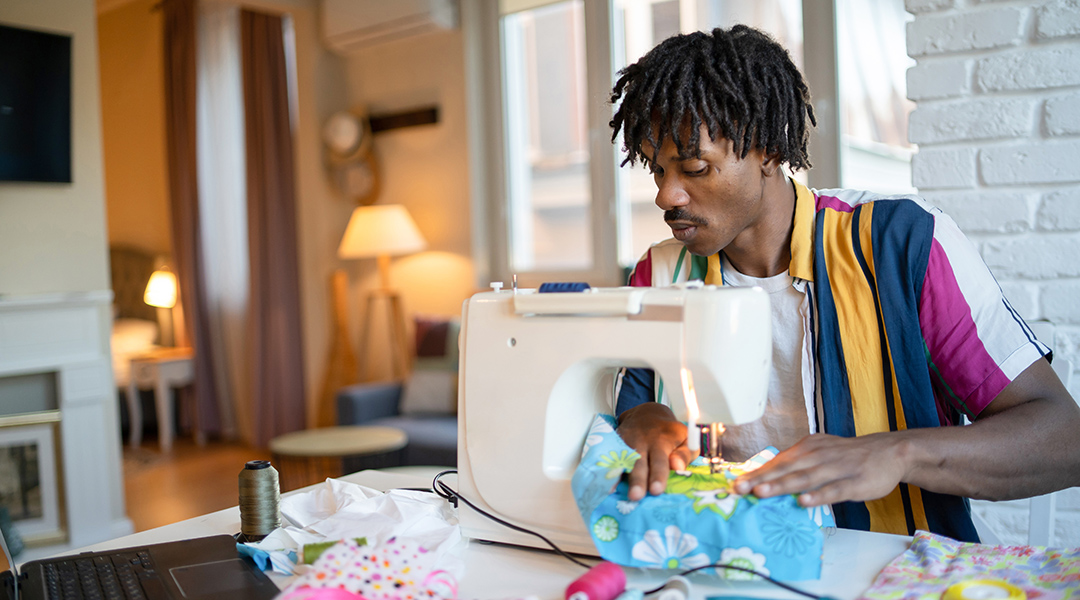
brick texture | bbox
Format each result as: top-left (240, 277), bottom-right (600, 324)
top-left (979, 46), bottom-right (1080, 92)
top-left (1042, 280), bottom-right (1080, 324)
top-left (922, 190), bottom-right (1032, 232)
top-left (980, 141), bottom-right (1080, 186)
top-left (907, 8), bottom-right (1025, 56)
top-left (909, 98), bottom-right (1034, 144)
top-left (983, 236), bottom-right (1080, 279)
top-left (1037, 189), bottom-right (1080, 231)
top-left (1045, 92), bottom-right (1080, 136)
top-left (905, 0), bottom-right (956, 14)
top-left (1036, 0), bottom-right (1080, 40)
top-left (912, 147), bottom-right (978, 189)
top-left (907, 59), bottom-right (970, 101)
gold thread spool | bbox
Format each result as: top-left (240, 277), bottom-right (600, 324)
top-left (239, 460), bottom-right (281, 542)
top-left (943, 580), bottom-right (1026, 600)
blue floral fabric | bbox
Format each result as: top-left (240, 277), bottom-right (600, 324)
top-left (571, 414), bottom-right (834, 581)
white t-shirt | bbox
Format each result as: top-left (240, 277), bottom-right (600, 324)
top-left (718, 253), bottom-right (811, 461)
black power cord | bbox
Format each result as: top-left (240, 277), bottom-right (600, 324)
top-left (429, 470), bottom-right (833, 600)
top-left (431, 470), bottom-right (595, 569)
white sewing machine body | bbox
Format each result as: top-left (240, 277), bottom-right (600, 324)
top-left (456, 284), bottom-right (771, 554)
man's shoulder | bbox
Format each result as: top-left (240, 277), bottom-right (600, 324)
top-left (810, 186), bottom-right (937, 216)
top-left (810, 187), bottom-right (943, 236)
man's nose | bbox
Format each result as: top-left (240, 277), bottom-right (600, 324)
top-left (655, 177), bottom-right (689, 211)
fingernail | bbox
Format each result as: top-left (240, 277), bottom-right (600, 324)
top-left (650, 481), bottom-right (665, 495)
top-left (734, 481), bottom-right (749, 494)
top-left (757, 483), bottom-right (771, 495)
top-left (799, 493), bottom-right (813, 506)
top-left (630, 485), bottom-right (644, 500)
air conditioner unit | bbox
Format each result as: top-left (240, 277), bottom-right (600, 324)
top-left (321, 0), bottom-right (458, 55)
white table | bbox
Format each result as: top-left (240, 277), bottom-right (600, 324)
top-left (126, 347), bottom-right (197, 452)
top-left (68, 469), bottom-right (910, 599)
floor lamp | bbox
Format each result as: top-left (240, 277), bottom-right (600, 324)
top-left (338, 204), bottom-right (427, 381)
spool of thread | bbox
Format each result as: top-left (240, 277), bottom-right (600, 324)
top-left (649, 576), bottom-right (690, 600)
top-left (566, 562), bottom-right (626, 600)
top-left (942, 580), bottom-right (1026, 600)
top-left (239, 460), bottom-right (281, 542)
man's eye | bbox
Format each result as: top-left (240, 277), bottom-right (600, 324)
top-left (685, 166), bottom-right (708, 176)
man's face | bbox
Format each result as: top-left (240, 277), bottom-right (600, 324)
top-left (646, 127), bottom-right (770, 257)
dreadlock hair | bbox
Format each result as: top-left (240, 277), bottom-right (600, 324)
top-left (610, 25), bottom-right (816, 172)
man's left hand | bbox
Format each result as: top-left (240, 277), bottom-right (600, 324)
top-left (732, 433), bottom-right (912, 506)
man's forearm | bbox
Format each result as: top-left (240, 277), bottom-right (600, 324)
top-left (902, 394), bottom-right (1080, 501)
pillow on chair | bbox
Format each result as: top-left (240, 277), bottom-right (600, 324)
top-left (399, 316), bottom-right (460, 415)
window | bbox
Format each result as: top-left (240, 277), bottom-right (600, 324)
top-left (465, 0), bottom-right (913, 287)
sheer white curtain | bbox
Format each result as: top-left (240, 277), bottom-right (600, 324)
top-left (196, 1), bottom-right (246, 440)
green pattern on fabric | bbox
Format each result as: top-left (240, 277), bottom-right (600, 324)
top-left (593, 516), bottom-right (620, 542)
top-left (597, 449), bottom-right (640, 479)
top-left (860, 530), bottom-right (1080, 600)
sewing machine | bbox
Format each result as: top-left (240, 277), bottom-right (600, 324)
top-left (455, 283), bottom-right (771, 555)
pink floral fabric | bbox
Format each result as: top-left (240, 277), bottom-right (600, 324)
top-left (280, 538), bottom-right (457, 600)
top-left (859, 531), bottom-right (1080, 600)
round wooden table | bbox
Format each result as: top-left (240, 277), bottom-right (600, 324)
top-left (269, 425), bottom-right (408, 491)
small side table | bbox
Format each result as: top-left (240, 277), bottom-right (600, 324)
top-left (127, 347), bottom-right (197, 453)
top-left (269, 426), bottom-right (408, 491)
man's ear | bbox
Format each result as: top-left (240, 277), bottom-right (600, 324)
top-left (761, 151), bottom-right (782, 177)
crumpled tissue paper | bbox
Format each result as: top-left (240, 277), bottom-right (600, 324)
top-left (240, 477), bottom-right (464, 587)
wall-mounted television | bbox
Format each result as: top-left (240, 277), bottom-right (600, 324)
top-left (0, 23), bottom-right (72, 183)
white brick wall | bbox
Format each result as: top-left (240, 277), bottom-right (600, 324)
top-left (907, 0), bottom-right (1080, 548)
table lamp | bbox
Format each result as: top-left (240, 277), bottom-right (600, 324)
top-left (338, 204), bottom-right (427, 380)
top-left (144, 267), bottom-right (179, 347)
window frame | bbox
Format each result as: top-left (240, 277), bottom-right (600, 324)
top-left (463, 0), bottom-right (841, 289)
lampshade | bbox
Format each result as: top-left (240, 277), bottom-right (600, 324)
top-left (144, 268), bottom-right (178, 308)
top-left (338, 204), bottom-right (427, 259)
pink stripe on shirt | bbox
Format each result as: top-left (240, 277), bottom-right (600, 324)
top-left (919, 239), bottom-right (1011, 418)
top-left (629, 250), bottom-right (653, 287)
top-left (815, 194), bottom-right (856, 213)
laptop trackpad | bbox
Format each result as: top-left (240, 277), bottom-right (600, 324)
top-left (170, 559), bottom-right (263, 598)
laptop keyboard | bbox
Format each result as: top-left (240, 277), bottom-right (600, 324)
top-left (41, 550), bottom-right (167, 600)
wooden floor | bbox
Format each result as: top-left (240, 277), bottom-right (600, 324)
top-left (0, 439), bottom-right (268, 573)
top-left (122, 438), bottom-right (271, 532)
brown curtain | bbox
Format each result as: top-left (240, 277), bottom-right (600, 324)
top-left (162, 0), bottom-right (223, 438)
top-left (240, 10), bottom-right (307, 447)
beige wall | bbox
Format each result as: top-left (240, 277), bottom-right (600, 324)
top-left (342, 30), bottom-right (476, 380)
top-left (98, 0), bottom-right (171, 257)
top-left (0, 0), bottom-right (111, 295)
top-left (90, 0), bottom-right (475, 415)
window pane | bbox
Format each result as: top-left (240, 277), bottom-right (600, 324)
top-left (837, 0), bottom-right (915, 194)
top-left (613, 0), bottom-right (804, 269)
top-left (501, 0), bottom-right (593, 272)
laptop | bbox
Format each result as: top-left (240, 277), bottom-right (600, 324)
top-left (1, 529), bottom-right (279, 600)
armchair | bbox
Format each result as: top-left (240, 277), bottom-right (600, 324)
top-left (336, 316), bottom-right (459, 468)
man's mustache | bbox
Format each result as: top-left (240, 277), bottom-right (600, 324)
top-left (664, 208), bottom-right (707, 226)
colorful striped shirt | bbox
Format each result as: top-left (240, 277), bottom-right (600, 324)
top-left (624, 178), bottom-right (1050, 542)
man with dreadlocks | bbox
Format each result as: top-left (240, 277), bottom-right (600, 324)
top-left (611, 25), bottom-right (1080, 542)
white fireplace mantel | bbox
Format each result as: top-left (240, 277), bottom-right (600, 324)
top-left (0, 291), bottom-right (133, 556)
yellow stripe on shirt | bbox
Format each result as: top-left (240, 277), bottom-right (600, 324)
top-left (821, 205), bottom-right (909, 535)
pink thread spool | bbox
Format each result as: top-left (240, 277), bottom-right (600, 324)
top-left (566, 562), bottom-right (626, 600)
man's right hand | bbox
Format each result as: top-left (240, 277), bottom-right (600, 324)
top-left (616, 402), bottom-right (697, 501)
